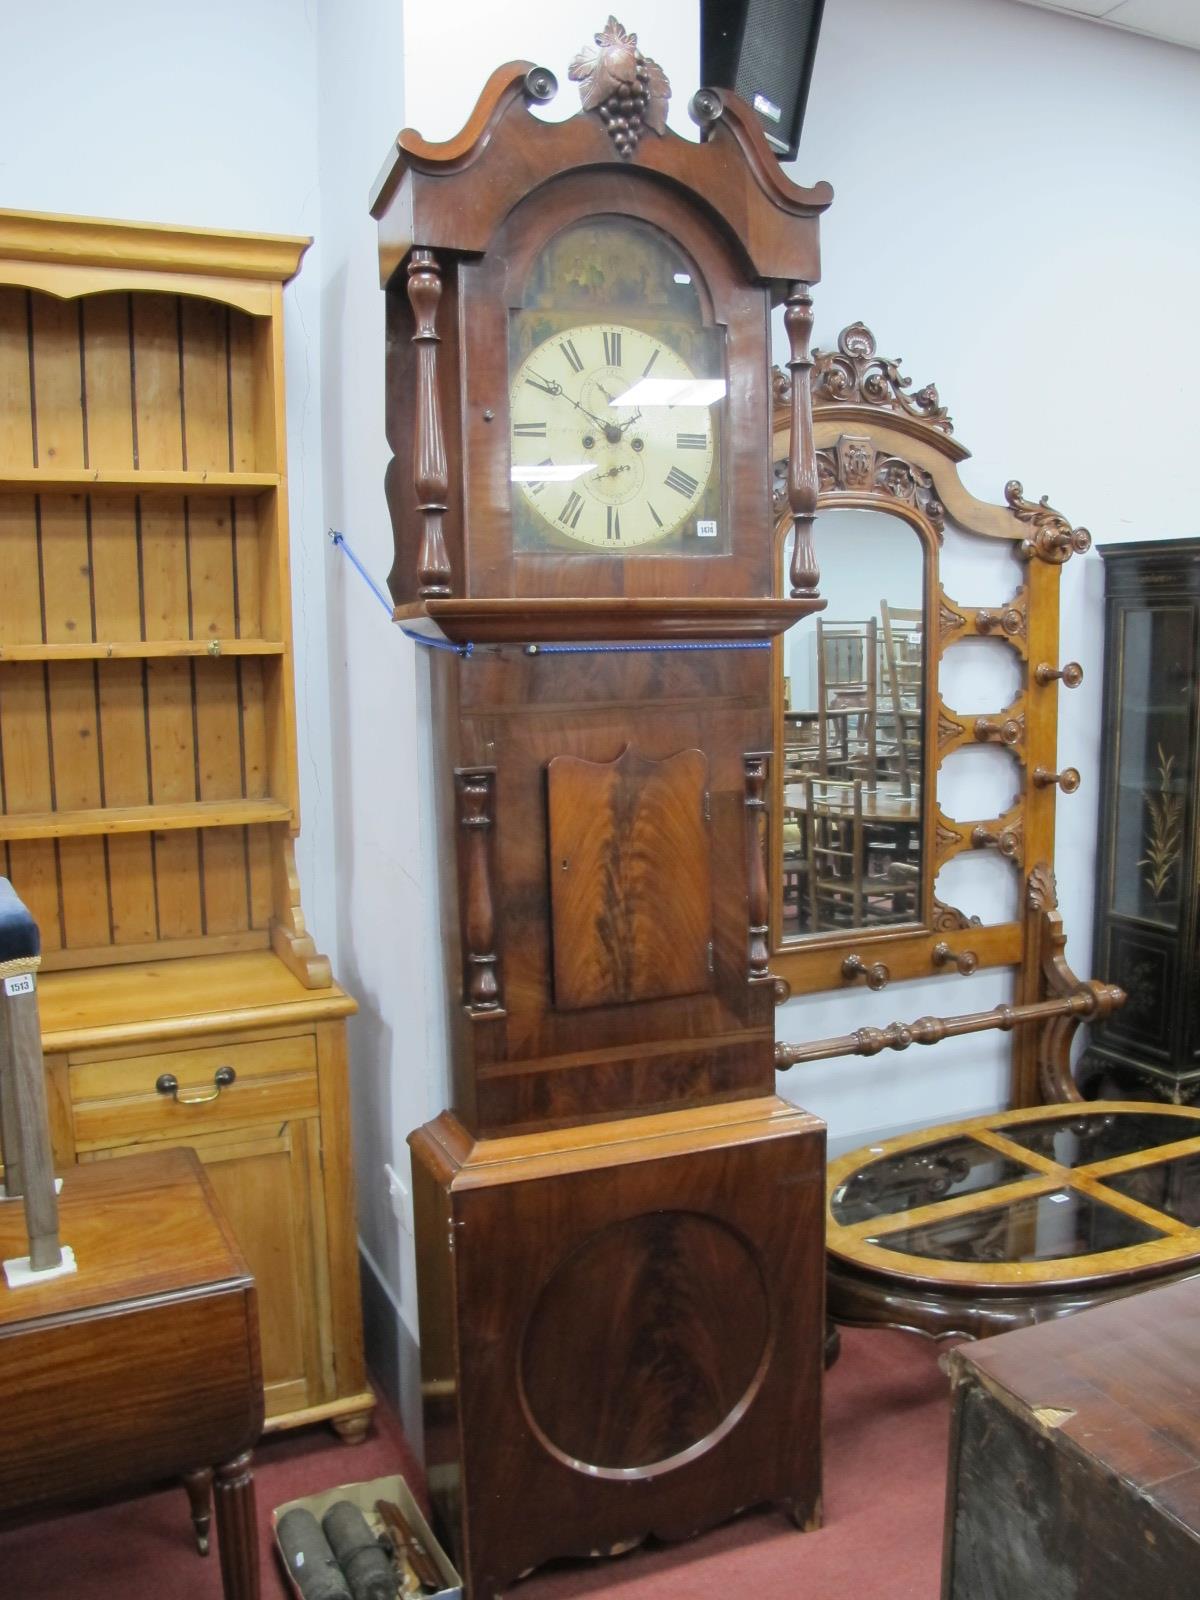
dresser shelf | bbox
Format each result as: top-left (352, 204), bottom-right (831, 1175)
top-left (0, 639), bottom-right (286, 661)
top-left (0, 798), bottom-right (292, 842)
top-left (0, 467), bottom-right (281, 495)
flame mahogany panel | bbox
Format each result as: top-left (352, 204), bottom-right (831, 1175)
top-left (547, 746), bottom-right (712, 1010)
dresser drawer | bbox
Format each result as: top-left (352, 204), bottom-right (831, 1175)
top-left (69, 1034), bottom-right (318, 1150)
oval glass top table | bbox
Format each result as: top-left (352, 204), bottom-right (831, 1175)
top-left (827, 1102), bottom-right (1200, 1342)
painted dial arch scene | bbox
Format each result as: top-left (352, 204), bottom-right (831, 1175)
top-left (507, 217), bottom-right (726, 557)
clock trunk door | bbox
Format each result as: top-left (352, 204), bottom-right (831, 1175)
top-left (547, 746), bottom-right (714, 1010)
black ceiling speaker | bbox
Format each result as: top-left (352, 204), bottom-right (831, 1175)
top-left (700, 0), bottom-right (827, 162)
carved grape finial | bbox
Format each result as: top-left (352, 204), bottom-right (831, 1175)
top-left (569, 16), bottom-right (671, 158)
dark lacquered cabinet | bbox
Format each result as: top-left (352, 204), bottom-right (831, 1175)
top-left (1082, 539), bottom-right (1200, 1103)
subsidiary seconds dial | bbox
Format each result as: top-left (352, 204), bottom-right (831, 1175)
top-left (509, 322), bottom-right (717, 550)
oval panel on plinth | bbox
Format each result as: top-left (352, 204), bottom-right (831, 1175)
top-left (519, 1210), bottom-right (770, 1479)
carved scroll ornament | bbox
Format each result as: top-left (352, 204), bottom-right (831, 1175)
top-left (1006, 481), bottom-right (1091, 564)
top-left (808, 322), bottom-right (954, 432)
top-left (1025, 862), bottom-right (1126, 1101)
top-left (937, 709), bottom-right (966, 752)
top-left (931, 897), bottom-right (983, 933)
top-left (807, 438), bottom-right (945, 534)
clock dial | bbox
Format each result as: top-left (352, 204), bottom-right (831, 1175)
top-left (509, 322), bottom-right (717, 551)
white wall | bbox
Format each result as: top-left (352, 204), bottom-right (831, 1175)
top-left (316, 0), bottom-right (699, 1437)
top-left (0, 0), bottom-right (337, 975)
top-left (313, 0), bottom-right (419, 1433)
top-left (776, 0), bottom-right (1200, 1147)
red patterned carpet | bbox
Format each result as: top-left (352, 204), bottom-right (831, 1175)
top-left (0, 1327), bottom-right (950, 1598)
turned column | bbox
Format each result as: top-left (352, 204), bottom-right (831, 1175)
top-left (784, 282), bottom-right (820, 597)
top-left (407, 248), bottom-right (452, 598)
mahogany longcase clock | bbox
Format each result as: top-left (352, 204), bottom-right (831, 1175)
top-left (371, 21), bottom-right (832, 1597)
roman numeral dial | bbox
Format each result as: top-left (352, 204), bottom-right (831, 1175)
top-left (509, 321), bottom-right (718, 551)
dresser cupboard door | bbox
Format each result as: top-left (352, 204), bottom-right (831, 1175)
top-left (79, 1117), bottom-right (332, 1421)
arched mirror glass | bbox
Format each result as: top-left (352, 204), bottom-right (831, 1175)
top-left (778, 506), bottom-right (928, 940)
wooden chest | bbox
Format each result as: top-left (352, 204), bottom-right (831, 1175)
top-left (943, 1275), bottom-right (1200, 1599)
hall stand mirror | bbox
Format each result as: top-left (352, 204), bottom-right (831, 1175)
top-left (768, 324), bottom-right (1121, 1105)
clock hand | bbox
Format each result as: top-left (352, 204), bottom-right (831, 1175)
top-left (567, 394), bottom-right (614, 432)
top-left (524, 367), bottom-right (623, 436)
top-left (529, 370), bottom-right (610, 431)
top-left (593, 380), bottom-right (641, 434)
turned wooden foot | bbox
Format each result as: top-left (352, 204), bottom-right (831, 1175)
top-left (213, 1451), bottom-right (259, 1600)
top-left (182, 1467), bottom-right (214, 1555)
top-left (331, 1408), bottom-right (372, 1445)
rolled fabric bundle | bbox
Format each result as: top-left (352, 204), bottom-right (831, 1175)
top-left (277, 1507), bottom-right (353, 1600)
top-left (322, 1501), bottom-right (399, 1600)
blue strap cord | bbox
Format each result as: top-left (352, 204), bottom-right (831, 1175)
top-left (525, 640), bottom-right (770, 655)
top-left (330, 532), bottom-right (770, 660)
top-left (329, 531), bottom-right (392, 615)
top-left (329, 531), bottom-right (472, 656)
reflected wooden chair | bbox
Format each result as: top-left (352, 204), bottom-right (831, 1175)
top-left (781, 806), bottom-right (807, 934)
top-left (783, 710), bottom-right (821, 783)
top-left (816, 618), bottom-right (879, 784)
top-left (805, 779), bottom-right (881, 930)
top-left (805, 779), bottom-right (920, 932)
top-left (879, 601), bottom-right (923, 799)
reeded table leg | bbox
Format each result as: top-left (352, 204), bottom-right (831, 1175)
top-left (214, 1452), bottom-right (259, 1600)
top-left (183, 1467), bottom-right (213, 1555)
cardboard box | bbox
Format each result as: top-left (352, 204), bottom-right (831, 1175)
top-left (273, 1474), bottom-right (462, 1600)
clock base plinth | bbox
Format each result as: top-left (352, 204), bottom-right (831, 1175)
top-left (394, 595), bottom-right (825, 647)
top-left (409, 1095), bottom-right (826, 1600)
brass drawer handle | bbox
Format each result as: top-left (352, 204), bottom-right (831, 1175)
top-left (156, 1065), bottom-right (236, 1104)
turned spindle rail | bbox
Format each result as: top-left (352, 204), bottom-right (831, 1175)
top-left (775, 983), bottom-right (1125, 1069)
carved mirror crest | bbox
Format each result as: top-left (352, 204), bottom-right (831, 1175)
top-left (769, 323), bottom-right (1089, 996)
